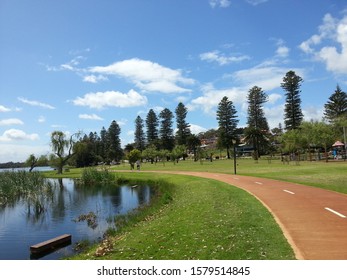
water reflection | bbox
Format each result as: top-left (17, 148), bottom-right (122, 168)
top-left (0, 178), bottom-right (153, 260)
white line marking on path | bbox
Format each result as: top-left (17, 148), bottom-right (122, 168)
top-left (233, 177), bottom-right (239, 180)
top-left (283, 190), bottom-right (295, 195)
top-left (325, 207), bottom-right (346, 218)
top-left (255, 182), bottom-right (263, 185)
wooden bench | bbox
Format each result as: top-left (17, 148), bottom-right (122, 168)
top-left (30, 234), bottom-right (72, 254)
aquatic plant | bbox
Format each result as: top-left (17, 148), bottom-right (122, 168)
top-left (0, 170), bottom-right (55, 215)
top-left (80, 167), bottom-right (115, 185)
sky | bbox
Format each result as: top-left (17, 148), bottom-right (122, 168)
top-left (1, 0), bottom-right (347, 163)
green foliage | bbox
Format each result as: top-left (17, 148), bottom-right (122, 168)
top-left (324, 85), bottom-right (347, 124)
top-left (0, 171), bottom-right (55, 215)
top-left (216, 96), bottom-right (239, 159)
top-left (80, 167), bottom-right (115, 185)
top-left (159, 108), bottom-right (175, 151)
top-left (175, 102), bottom-right (191, 145)
top-left (281, 71), bottom-right (304, 130)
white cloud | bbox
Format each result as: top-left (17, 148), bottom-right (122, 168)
top-left (303, 106), bottom-right (324, 122)
top-left (300, 13), bottom-right (347, 75)
top-left (264, 104), bottom-right (285, 129)
top-left (89, 58), bottom-right (194, 94)
top-left (18, 97), bottom-right (55, 109)
top-left (190, 83), bottom-right (247, 114)
top-left (0, 105), bottom-right (11, 112)
top-left (232, 66), bottom-right (290, 91)
top-left (245, 0), bottom-right (268, 6)
top-left (200, 50), bottom-right (250, 65)
top-left (83, 74), bottom-right (108, 83)
top-left (79, 113), bottom-right (104, 121)
top-left (0, 143), bottom-right (50, 162)
top-left (38, 116), bottom-right (46, 123)
top-left (190, 124), bottom-right (207, 135)
top-left (276, 46), bottom-right (290, 58)
top-left (0, 118), bottom-right (24, 126)
top-left (73, 89), bottom-right (148, 109)
top-left (268, 93), bottom-right (282, 104)
top-left (0, 129), bottom-right (39, 142)
top-left (209, 0), bottom-right (231, 8)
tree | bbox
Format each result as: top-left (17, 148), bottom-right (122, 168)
top-left (216, 96), bottom-right (239, 159)
top-left (246, 86), bottom-right (270, 159)
top-left (281, 71), bottom-right (304, 130)
top-left (324, 85), bottom-right (347, 124)
top-left (159, 108), bottom-right (175, 151)
top-left (300, 121), bottom-right (336, 162)
top-left (134, 115), bottom-right (146, 151)
top-left (25, 154), bottom-right (47, 172)
top-left (146, 109), bottom-right (159, 147)
top-left (50, 131), bottom-right (80, 174)
top-left (127, 149), bottom-right (141, 170)
top-left (175, 102), bottom-right (191, 145)
top-left (187, 134), bottom-right (201, 161)
top-left (107, 120), bottom-right (123, 163)
top-left (99, 126), bottom-right (108, 162)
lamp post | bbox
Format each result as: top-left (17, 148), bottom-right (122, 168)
top-left (232, 139), bottom-right (237, 175)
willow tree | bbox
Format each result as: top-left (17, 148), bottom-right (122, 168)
top-left (50, 131), bottom-right (81, 174)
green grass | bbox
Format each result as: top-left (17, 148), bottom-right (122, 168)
top-left (42, 159), bottom-right (345, 260)
top-left (107, 158), bottom-right (347, 194)
top-left (69, 172), bottom-right (295, 260)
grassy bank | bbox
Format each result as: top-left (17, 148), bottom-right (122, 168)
top-left (69, 172), bottom-right (295, 260)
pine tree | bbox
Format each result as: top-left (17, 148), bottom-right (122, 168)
top-left (134, 115), bottom-right (146, 151)
top-left (216, 96), bottom-right (239, 159)
top-left (107, 120), bottom-right (123, 162)
top-left (281, 70), bottom-right (304, 130)
top-left (159, 108), bottom-right (175, 151)
top-left (324, 85), bottom-right (347, 123)
top-left (145, 109), bottom-right (159, 147)
top-left (245, 86), bottom-right (270, 159)
top-left (175, 102), bottom-right (191, 145)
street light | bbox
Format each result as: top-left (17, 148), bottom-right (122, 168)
top-left (232, 139), bottom-right (237, 175)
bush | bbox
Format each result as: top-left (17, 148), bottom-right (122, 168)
top-left (80, 167), bottom-right (115, 185)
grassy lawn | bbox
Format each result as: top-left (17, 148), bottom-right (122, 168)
top-left (68, 172), bottom-right (295, 260)
top-left (107, 158), bottom-right (347, 194)
top-left (43, 158), bottom-right (345, 260)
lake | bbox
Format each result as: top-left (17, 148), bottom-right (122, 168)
top-left (0, 178), bottom-right (153, 260)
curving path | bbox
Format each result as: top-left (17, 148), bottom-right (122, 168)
top-left (144, 171), bottom-right (347, 260)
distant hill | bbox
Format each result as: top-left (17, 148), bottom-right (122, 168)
top-left (0, 162), bottom-right (25, 169)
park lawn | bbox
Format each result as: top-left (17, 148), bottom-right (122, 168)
top-left (107, 158), bottom-right (347, 194)
top-left (68, 172), bottom-right (295, 260)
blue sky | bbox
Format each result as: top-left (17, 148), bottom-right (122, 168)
top-left (1, 0), bottom-right (347, 162)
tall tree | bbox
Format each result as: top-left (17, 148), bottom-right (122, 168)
top-left (245, 86), bottom-right (270, 159)
top-left (175, 102), bottom-right (191, 145)
top-left (281, 70), bottom-right (304, 130)
top-left (107, 120), bottom-right (123, 162)
top-left (146, 109), bottom-right (159, 147)
top-left (324, 85), bottom-right (347, 123)
top-left (216, 96), bottom-right (239, 159)
top-left (134, 115), bottom-right (146, 151)
top-left (159, 108), bottom-right (175, 151)
top-left (50, 131), bottom-right (80, 174)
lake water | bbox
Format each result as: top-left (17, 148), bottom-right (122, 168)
top-left (0, 178), bottom-right (153, 260)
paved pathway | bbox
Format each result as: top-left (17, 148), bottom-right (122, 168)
top-left (146, 171), bottom-right (347, 260)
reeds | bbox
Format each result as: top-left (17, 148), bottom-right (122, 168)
top-left (0, 170), bottom-right (55, 215)
top-left (80, 167), bottom-right (115, 185)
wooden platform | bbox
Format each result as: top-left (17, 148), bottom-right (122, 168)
top-left (30, 234), bottom-right (72, 254)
